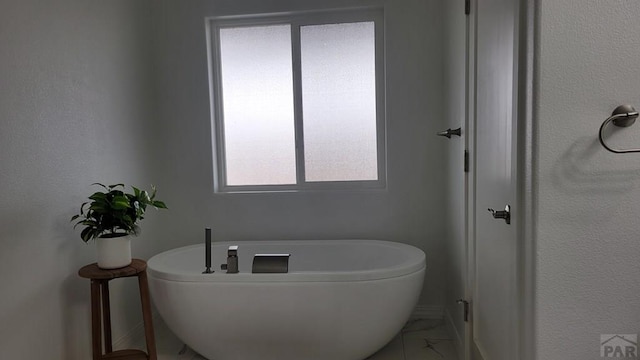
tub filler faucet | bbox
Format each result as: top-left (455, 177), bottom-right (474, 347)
top-left (203, 228), bottom-right (213, 274)
top-left (221, 246), bottom-right (239, 273)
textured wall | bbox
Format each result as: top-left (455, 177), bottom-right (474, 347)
top-left (536, 1), bottom-right (640, 358)
top-left (149, 0), bottom-right (447, 307)
top-left (0, 1), bottom-right (159, 358)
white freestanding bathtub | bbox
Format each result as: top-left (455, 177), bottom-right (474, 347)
top-left (147, 240), bottom-right (425, 360)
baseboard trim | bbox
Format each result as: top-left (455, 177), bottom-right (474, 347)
top-left (410, 305), bottom-right (444, 320)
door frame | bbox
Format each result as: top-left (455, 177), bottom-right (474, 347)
top-left (463, 0), bottom-right (536, 359)
top-left (463, 0), bottom-right (476, 356)
top-left (515, 0), bottom-right (537, 359)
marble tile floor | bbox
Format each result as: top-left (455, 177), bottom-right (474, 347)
top-left (151, 318), bottom-right (459, 360)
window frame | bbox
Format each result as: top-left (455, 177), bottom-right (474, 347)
top-left (207, 8), bottom-right (386, 193)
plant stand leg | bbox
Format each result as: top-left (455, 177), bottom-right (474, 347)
top-left (101, 281), bottom-right (112, 354)
top-left (90, 280), bottom-right (102, 360)
top-left (138, 270), bottom-right (157, 360)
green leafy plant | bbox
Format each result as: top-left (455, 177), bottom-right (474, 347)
top-left (71, 183), bottom-right (168, 243)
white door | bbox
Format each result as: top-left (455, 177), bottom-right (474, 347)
top-left (469, 0), bottom-right (520, 358)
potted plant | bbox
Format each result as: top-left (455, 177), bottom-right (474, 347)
top-left (71, 183), bottom-right (167, 269)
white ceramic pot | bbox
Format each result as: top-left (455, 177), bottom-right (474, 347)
top-left (96, 235), bottom-right (132, 269)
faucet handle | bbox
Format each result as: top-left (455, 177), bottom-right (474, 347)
top-left (222, 245), bottom-right (239, 274)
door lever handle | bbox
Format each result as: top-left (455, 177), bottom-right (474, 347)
top-left (437, 128), bottom-right (462, 138)
top-left (488, 205), bottom-right (511, 225)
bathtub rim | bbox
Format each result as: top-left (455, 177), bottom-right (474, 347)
top-left (147, 239), bottom-right (426, 283)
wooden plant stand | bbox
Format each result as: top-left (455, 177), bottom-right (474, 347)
top-left (78, 259), bottom-right (157, 360)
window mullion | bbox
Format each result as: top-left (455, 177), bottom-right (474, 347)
top-left (291, 21), bottom-right (306, 187)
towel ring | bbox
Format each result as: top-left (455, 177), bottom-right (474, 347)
top-left (598, 105), bottom-right (640, 154)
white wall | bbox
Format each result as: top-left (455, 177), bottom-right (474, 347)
top-left (0, 1), bottom-right (161, 358)
top-left (0, 0), bottom-right (454, 356)
top-left (150, 0), bottom-right (446, 307)
top-left (535, 1), bottom-right (640, 358)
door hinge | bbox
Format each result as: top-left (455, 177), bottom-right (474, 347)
top-left (457, 299), bottom-right (470, 322)
top-left (464, 150), bottom-right (469, 173)
top-left (465, 0), bottom-right (470, 15)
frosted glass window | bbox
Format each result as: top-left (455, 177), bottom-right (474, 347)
top-left (210, 12), bottom-right (384, 191)
top-left (301, 22), bottom-right (378, 182)
top-left (219, 25), bottom-right (296, 186)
